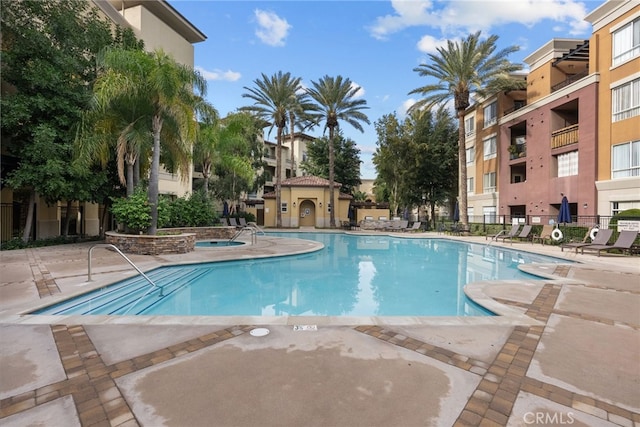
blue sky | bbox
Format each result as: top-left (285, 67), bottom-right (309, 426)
top-left (170, 0), bottom-right (601, 179)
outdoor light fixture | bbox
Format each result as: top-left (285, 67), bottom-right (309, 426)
top-left (293, 202), bottom-right (296, 207)
top-left (319, 202), bottom-right (322, 207)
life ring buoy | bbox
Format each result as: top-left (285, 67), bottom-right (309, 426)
top-left (590, 227), bottom-right (599, 241)
top-left (551, 228), bottom-right (563, 241)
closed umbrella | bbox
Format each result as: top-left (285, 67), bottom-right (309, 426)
top-left (453, 201), bottom-right (460, 223)
top-left (223, 201), bottom-right (229, 217)
top-left (557, 196), bottom-right (571, 224)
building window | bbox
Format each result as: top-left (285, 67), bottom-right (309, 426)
top-left (483, 172), bottom-right (496, 193)
top-left (483, 136), bottom-right (497, 160)
top-left (466, 146), bottom-right (475, 164)
top-left (613, 17), bottom-right (640, 66)
top-left (557, 150), bottom-right (579, 177)
top-left (467, 177), bottom-right (474, 194)
top-left (483, 102), bottom-right (497, 128)
top-left (612, 201), bottom-right (640, 215)
top-left (612, 140), bottom-right (640, 178)
top-left (612, 77), bottom-right (640, 122)
top-left (467, 207), bottom-right (474, 222)
top-left (281, 202), bottom-right (288, 213)
top-left (465, 116), bottom-right (475, 136)
top-left (483, 206), bottom-right (496, 223)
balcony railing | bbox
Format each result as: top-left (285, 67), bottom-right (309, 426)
top-left (551, 124), bottom-right (579, 149)
top-left (551, 70), bottom-right (588, 92)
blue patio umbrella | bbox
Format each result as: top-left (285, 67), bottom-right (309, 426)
top-left (557, 196), bottom-right (571, 224)
top-left (453, 201), bottom-right (460, 223)
top-left (223, 201), bottom-right (229, 217)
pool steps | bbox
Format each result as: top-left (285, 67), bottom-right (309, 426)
top-left (35, 267), bottom-right (209, 315)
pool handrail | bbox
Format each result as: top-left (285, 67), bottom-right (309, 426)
top-left (88, 243), bottom-right (164, 296)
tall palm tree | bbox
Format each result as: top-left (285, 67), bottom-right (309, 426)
top-left (242, 71), bottom-right (302, 228)
top-left (92, 48), bottom-right (215, 234)
top-left (306, 75), bottom-right (370, 227)
top-left (408, 31), bottom-right (524, 227)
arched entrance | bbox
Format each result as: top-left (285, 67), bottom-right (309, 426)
top-left (299, 200), bottom-right (316, 227)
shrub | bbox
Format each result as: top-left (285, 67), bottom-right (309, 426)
top-left (110, 188), bottom-right (169, 234)
top-left (609, 208), bottom-right (640, 227)
top-left (165, 190), bottom-right (217, 227)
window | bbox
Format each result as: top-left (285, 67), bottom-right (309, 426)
top-left (467, 177), bottom-right (474, 194)
top-left (281, 202), bottom-right (288, 213)
top-left (483, 136), bottom-right (497, 160)
top-left (467, 207), bottom-right (474, 222)
top-left (612, 78), bottom-right (640, 122)
top-left (483, 102), bottom-right (497, 127)
top-left (483, 172), bottom-right (496, 193)
top-left (612, 201), bottom-right (640, 215)
top-left (557, 151), bottom-right (579, 177)
top-left (483, 206), bottom-right (496, 223)
top-left (465, 116), bottom-right (475, 136)
top-left (466, 146), bottom-right (475, 164)
top-left (613, 17), bottom-right (640, 66)
top-left (612, 140), bottom-right (640, 178)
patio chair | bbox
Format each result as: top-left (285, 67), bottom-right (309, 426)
top-left (238, 217), bottom-right (247, 227)
top-left (532, 224), bottom-right (554, 245)
top-left (506, 224), bottom-right (533, 244)
top-left (579, 230), bottom-right (639, 256)
top-left (488, 224), bottom-right (520, 242)
top-left (392, 220), bottom-right (408, 231)
top-left (228, 217), bottom-right (242, 228)
top-left (404, 221), bottom-right (421, 232)
top-left (561, 228), bottom-right (612, 253)
top-left (220, 217), bottom-right (229, 226)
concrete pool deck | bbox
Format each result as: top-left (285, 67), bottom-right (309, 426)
top-left (0, 231), bottom-right (638, 426)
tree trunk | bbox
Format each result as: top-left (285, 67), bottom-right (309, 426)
top-left (148, 115), bottom-right (162, 235)
top-left (126, 161), bottom-right (134, 196)
top-left (62, 200), bottom-right (73, 237)
top-left (133, 157), bottom-right (140, 188)
top-left (457, 109), bottom-right (468, 226)
top-left (430, 201), bottom-right (437, 230)
top-left (328, 126), bottom-right (336, 228)
top-left (21, 190), bottom-right (36, 243)
top-left (289, 111), bottom-right (296, 177)
top-left (275, 126), bottom-right (283, 228)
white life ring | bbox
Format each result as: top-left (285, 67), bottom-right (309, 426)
top-left (551, 228), bottom-right (563, 241)
top-left (590, 227), bottom-right (599, 240)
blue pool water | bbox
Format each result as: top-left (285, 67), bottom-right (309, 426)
top-left (34, 233), bottom-right (565, 317)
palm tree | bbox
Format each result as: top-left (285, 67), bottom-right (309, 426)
top-left (92, 48), bottom-right (215, 234)
top-left (408, 31), bottom-right (524, 227)
top-left (242, 71), bottom-right (302, 228)
top-left (306, 75), bottom-right (370, 227)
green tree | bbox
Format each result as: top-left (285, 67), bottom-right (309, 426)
top-left (90, 48), bottom-right (215, 234)
top-left (242, 71), bottom-right (302, 228)
top-left (1, 0), bottom-right (138, 241)
top-left (408, 31), bottom-right (524, 226)
top-left (300, 132), bottom-right (362, 195)
top-left (372, 113), bottom-right (410, 215)
top-left (306, 75), bottom-right (370, 227)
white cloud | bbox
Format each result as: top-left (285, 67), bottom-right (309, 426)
top-left (254, 9), bottom-right (291, 47)
top-left (196, 66), bottom-right (241, 82)
top-left (399, 98), bottom-right (417, 118)
top-left (369, 0), bottom-right (590, 40)
top-left (350, 82), bottom-right (366, 99)
top-left (416, 34), bottom-right (448, 54)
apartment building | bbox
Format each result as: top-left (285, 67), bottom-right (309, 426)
top-left (0, 0), bottom-right (205, 241)
top-left (465, 0), bottom-right (639, 224)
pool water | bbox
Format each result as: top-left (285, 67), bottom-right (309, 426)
top-left (34, 233), bottom-right (564, 317)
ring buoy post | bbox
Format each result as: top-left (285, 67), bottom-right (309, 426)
top-left (590, 227), bottom-right (599, 241)
top-left (551, 228), bottom-right (563, 241)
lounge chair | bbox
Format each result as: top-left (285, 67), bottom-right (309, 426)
top-left (391, 220), bottom-right (408, 231)
top-left (220, 217), bottom-right (229, 226)
top-left (488, 224), bottom-right (520, 241)
top-left (561, 228), bottom-right (612, 252)
top-left (228, 217), bottom-right (242, 228)
top-left (532, 224), bottom-right (554, 245)
top-left (404, 221), bottom-right (421, 232)
top-left (238, 217), bottom-right (247, 227)
top-left (580, 230), bottom-right (639, 256)
top-left (506, 224), bottom-right (533, 244)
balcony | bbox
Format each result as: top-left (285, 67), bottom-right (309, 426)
top-left (507, 143), bottom-right (526, 160)
top-left (551, 70), bottom-right (588, 92)
top-left (551, 124), bottom-right (579, 149)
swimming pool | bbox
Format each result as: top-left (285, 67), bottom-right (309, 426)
top-left (34, 233), bottom-right (563, 317)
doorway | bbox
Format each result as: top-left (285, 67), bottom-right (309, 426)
top-left (299, 200), bottom-right (316, 227)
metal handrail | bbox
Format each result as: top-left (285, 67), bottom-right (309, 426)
top-left (88, 243), bottom-right (163, 296)
top-left (229, 227), bottom-right (257, 244)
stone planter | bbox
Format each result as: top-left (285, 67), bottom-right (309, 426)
top-left (105, 227), bottom-right (237, 255)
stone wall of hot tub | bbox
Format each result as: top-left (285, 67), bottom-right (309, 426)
top-left (105, 227), bottom-right (235, 255)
